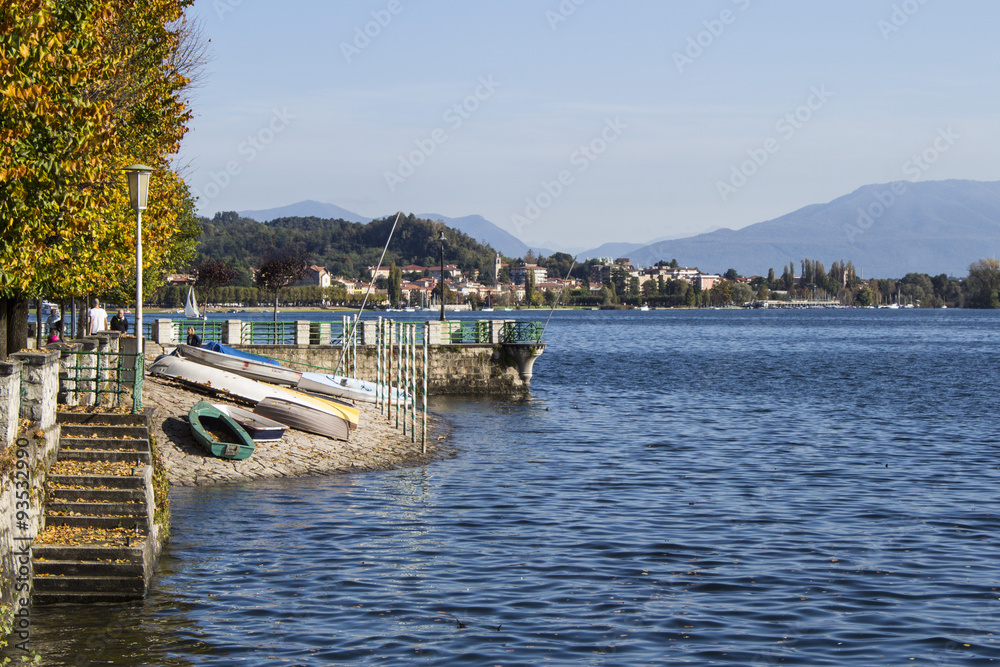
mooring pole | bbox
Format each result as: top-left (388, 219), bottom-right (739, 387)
top-left (422, 321), bottom-right (428, 452)
top-left (395, 321), bottom-right (401, 430)
top-left (375, 316), bottom-right (382, 411)
top-left (387, 320), bottom-right (394, 423)
top-left (402, 322), bottom-right (408, 436)
top-left (410, 324), bottom-right (416, 443)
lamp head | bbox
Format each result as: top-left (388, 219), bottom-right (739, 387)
top-left (123, 164), bottom-right (154, 210)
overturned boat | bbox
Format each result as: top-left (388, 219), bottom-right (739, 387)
top-left (149, 355), bottom-right (358, 440)
top-left (297, 372), bottom-right (410, 405)
top-left (175, 343), bottom-right (301, 386)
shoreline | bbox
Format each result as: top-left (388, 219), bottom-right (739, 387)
top-left (144, 374), bottom-right (452, 487)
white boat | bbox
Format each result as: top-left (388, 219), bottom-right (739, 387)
top-left (175, 344), bottom-right (302, 386)
top-left (150, 355), bottom-right (276, 401)
top-left (254, 397), bottom-right (351, 442)
top-left (213, 403), bottom-right (288, 442)
top-left (639, 305), bottom-right (650, 311)
top-left (149, 355), bottom-right (358, 434)
top-left (297, 372), bottom-right (410, 405)
top-left (185, 285), bottom-right (201, 318)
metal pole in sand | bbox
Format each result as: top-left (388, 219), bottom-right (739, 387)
top-left (422, 321), bottom-right (428, 452)
top-left (376, 316), bottom-right (382, 411)
top-left (395, 320), bottom-right (401, 430)
top-left (402, 322), bottom-right (409, 436)
top-left (410, 324), bottom-right (417, 443)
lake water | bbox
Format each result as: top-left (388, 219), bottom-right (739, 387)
top-left (16, 309), bottom-right (1000, 665)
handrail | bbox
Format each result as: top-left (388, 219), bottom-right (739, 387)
top-left (59, 349), bottom-right (143, 411)
top-left (500, 321), bottom-right (543, 343)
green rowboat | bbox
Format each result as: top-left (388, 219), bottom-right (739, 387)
top-left (188, 400), bottom-right (256, 460)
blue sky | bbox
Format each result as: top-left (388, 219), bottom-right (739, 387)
top-left (179, 0), bottom-right (1000, 253)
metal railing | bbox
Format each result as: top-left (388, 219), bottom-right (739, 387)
top-left (60, 349), bottom-right (144, 412)
top-left (172, 319), bottom-right (224, 343)
top-left (500, 321), bottom-right (543, 343)
top-left (443, 320), bottom-right (490, 344)
top-left (147, 317), bottom-right (541, 346)
top-left (240, 321), bottom-right (295, 345)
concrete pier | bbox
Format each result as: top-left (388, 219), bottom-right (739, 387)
top-left (149, 318), bottom-right (547, 394)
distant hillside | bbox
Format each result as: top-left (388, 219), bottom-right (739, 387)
top-left (417, 213), bottom-right (553, 257)
top-left (628, 180), bottom-right (1000, 277)
top-left (233, 200), bottom-right (547, 259)
top-left (578, 241), bottom-right (649, 262)
top-left (195, 212), bottom-right (501, 283)
top-left (238, 200), bottom-right (371, 224)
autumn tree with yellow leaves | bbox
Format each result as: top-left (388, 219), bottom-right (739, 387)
top-left (0, 0), bottom-right (202, 356)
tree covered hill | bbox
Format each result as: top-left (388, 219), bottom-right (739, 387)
top-left (195, 212), bottom-right (502, 285)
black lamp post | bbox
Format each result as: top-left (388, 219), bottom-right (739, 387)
top-left (438, 231), bottom-right (446, 321)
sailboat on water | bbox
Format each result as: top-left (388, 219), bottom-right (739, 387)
top-left (185, 285), bottom-right (203, 319)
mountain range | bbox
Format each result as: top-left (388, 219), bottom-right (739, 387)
top-left (624, 180), bottom-right (1000, 278)
top-left (236, 179), bottom-right (1000, 278)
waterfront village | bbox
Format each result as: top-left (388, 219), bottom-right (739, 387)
top-left (166, 254), bottom-right (729, 309)
top-left (163, 253), bottom-right (949, 309)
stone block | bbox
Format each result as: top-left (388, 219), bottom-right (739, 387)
top-left (0, 361), bottom-right (22, 447)
top-left (293, 321), bottom-right (311, 346)
top-left (221, 320), bottom-right (242, 345)
top-left (151, 319), bottom-right (175, 344)
top-left (10, 351), bottom-right (59, 429)
top-left (359, 321), bottom-right (378, 346)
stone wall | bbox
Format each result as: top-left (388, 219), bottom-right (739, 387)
top-left (145, 317), bottom-right (546, 394)
top-left (0, 362), bottom-right (20, 448)
top-left (0, 353), bottom-right (61, 625)
top-left (12, 351), bottom-right (59, 429)
top-left (237, 343), bottom-right (536, 394)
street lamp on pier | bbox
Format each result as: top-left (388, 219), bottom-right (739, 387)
top-left (123, 164), bottom-right (153, 411)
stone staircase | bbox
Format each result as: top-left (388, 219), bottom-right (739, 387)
top-left (33, 412), bottom-right (161, 604)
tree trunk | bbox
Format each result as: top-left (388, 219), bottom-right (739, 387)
top-left (0, 298), bottom-right (6, 360)
top-left (35, 300), bottom-right (42, 348)
top-left (0, 296), bottom-right (29, 359)
top-left (273, 291), bottom-right (279, 345)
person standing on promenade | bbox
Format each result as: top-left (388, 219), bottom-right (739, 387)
top-left (46, 321), bottom-right (62, 344)
top-left (186, 327), bottom-right (202, 346)
top-left (109, 308), bottom-right (129, 334)
top-left (88, 299), bottom-right (108, 334)
top-left (45, 306), bottom-right (61, 335)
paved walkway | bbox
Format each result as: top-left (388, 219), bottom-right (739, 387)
top-left (144, 372), bottom-right (445, 487)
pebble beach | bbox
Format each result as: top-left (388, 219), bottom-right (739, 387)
top-left (144, 372), bottom-right (447, 487)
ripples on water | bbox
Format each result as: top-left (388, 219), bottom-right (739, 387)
top-left (17, 310), bottom-right (1000, 665)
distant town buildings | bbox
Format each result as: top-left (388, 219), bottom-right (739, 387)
top-left (272, 255), bottom-right (729, 307)
top-left (293, 265), bottom-right (331, 288)
top-left (509, 264), bottom-right (547, 285)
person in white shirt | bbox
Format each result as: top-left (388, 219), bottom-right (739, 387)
top-left (88, 299), bottom-right (108, 334)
